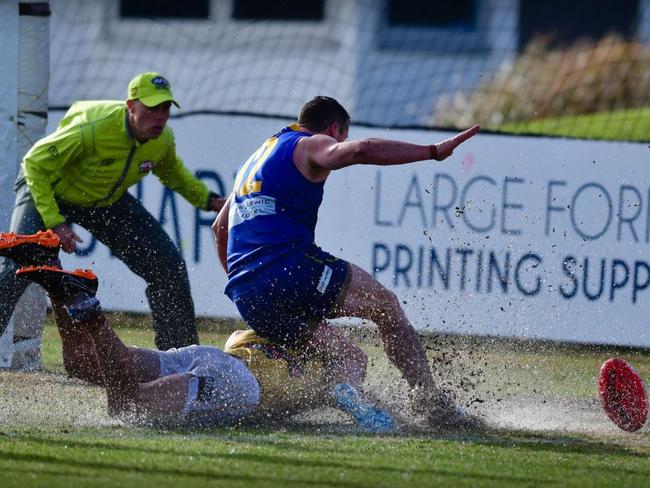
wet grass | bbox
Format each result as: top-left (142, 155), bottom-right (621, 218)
top-left (2, 315), bottom-right (650, 487)
top-left (1, 423), bottom-right (649, 487)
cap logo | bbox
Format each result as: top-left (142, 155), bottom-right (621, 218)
top-left (151, 76), bottom-right (169, 87)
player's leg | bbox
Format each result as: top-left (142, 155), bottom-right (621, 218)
top-left (80, 313), bottom-right (141, 416)
top-left (303, 321), bottom-right (367, 388)
top-left (59, 309), bottom-right (174, 419)
top-left (329, 263), bottom-right (469, 426)
top-left (50, 291), bottom-right (191, 420)
top-left (129, 373), bottom-right (192, 422)
top-left (72, 316), bottom-right (194, 420)
top-left (50, 298), bottom-right (103, 384)
top-left (329, 263), bottom-right (435, 392)
top-left (61, 193), bottom-right (198, 350)
top-left (18, 264), bottom-right (165, 388)
top-left (304, 322), bottom-right (395, 432)
top-left (78, 316), bottom-right (189, 420)
top-left (61, 318), bottom-right (257, 425)
top-left (14, 265), bottom-right (138, 415)
top-left (140, 346), bottom-right (260, 425)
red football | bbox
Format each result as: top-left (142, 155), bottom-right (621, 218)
top-left (598, 358), bottom-right (648, 432)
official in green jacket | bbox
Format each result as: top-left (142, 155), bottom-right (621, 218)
top-left (1, 72), bottom-right (225, 350)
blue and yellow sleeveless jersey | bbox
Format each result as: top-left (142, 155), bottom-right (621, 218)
top-left (226, 124), bottom-right (323, 289)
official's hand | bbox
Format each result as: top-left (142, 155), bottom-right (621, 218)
top-left (207, 196), bottom-right (227, 212)
top-left (52, 223), bottom-right (83, 253)
top-left (432, 124), bottom-right (480, 161)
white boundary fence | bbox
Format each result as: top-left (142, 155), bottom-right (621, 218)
top-left (27, 112), bottom-right (650, 348)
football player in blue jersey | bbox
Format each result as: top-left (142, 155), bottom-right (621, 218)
top-left (214, 96), bottom-right (480, 427)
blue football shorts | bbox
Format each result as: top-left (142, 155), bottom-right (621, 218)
top-left (229, 247), bottom-right (350, 348)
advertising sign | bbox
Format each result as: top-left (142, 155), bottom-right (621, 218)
top-left (46, 113), bottom-right (648, 346)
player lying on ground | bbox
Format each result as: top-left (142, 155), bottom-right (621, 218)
top-left (0, 231), bottom-right (394, 430)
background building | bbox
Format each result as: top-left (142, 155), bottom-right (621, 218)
top-left (48, 0), bottom-right (650, 129)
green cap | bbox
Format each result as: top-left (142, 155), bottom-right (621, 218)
top-left (127, 72), bottom-right (179, 108)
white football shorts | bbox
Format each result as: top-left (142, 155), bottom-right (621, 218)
top-left (156, 345), bottom-right (260, 425)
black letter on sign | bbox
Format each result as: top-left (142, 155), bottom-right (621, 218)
top-left (609, 259), bottom-right (630, 302)
top-left (560, 256), bottom-right (578, 299)
top-left (372, 243), bottom-right (391, 278)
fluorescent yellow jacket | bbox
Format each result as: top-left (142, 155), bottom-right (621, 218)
top-left (22, 100), bottom-right (211, 229)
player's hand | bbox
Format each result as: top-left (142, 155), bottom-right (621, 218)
top-left (207, 196), bottom-right (227, 212)
top-left (432, 124), bottom-right (480, 161)
top-left (52, 223), bottom-right (83, 253)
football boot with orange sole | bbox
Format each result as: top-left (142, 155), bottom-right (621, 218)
top-left (16, 266), bottom-right (101, 321)
top-left (0, 230), bottom-right (61, 267)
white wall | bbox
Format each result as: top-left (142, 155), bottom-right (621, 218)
top-left (49, 111), bottom-right (650, 348)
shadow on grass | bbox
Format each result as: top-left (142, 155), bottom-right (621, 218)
top-left (0, 451), bottom-right (366, 487)
top-left (0, 432), bottom-right (552, 486)
top-left (6, 417), bottom-right (646, 460)
top-left (449, 429), bottom-right (643, 460)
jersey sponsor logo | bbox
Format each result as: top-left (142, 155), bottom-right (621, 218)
top-left (232, 196), bottom-right (276, 224)
top-left (317, 265), bottom-right (332, 294)
top-left (47, 146), bottom-right (59, 158)
top-left (97, 158), bottom-right (116, 166)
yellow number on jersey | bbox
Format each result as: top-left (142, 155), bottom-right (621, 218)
top-left (235, 137), bottom-right (278, 197)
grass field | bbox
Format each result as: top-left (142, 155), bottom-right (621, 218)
top-left (1, 317), bottom-right (650, 487)
top-left (498, 108), bottom-right (650, 142)
top-left (2, 109), bottom-right (649, 486)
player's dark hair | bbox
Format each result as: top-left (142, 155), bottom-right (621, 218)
top-left (298, 96), bottom-right (351, 132)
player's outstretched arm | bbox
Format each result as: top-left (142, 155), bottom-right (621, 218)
top-left (431, 124), bottom-right (480, 161)
top-left (306, 125), bottom-right (480, 171)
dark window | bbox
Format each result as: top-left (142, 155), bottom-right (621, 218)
top-left (520, 0), bottom-right (638, 49)
top-left (232, 0), bottom-right (324, 21)
top-left (388, 0), bottom-right (476, 29)
top-left (120, 0), bottom-right (210, 19)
